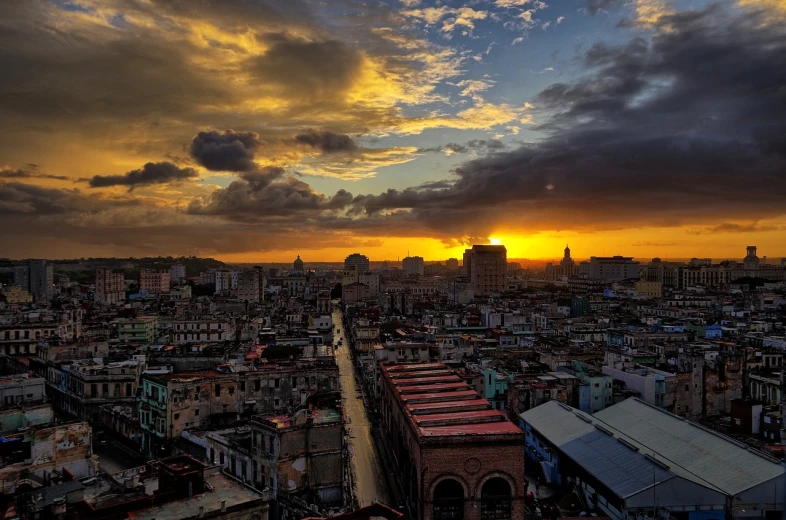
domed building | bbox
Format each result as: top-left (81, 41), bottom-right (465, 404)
top-left (293, 255), bottom-right (304, 273)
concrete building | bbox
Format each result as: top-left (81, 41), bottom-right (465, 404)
top-left (115, 316), bottom-right (159, 343)
top-left (342, 282), bottom-right (369, 303)
top-left (169, 263), bottom-right (187, 282)
top-left (446, 258), bottom-right (459, 272)
top-left (46, 357), bottom-right (145, 423)
top-left (466, 245), bottom-right (507, 296)
top-left (171, 317), bottom-right (236, 343)
top-left (579, 256), bottom-right (640, 281)
top-left (379, 362), bottom-right (525, 520)
top-left (140, 269), bottom-right (171, 293)
top-left (139, 370), bottom-right (240, 456)
top-left (640, 258), bottom-right (684, 289)
top-left (402, 256), bottom-right (425, 277)
top-left (236, 269), bottom-right (261, 302)
top-left (634, 280), bottom-right (662, 298)
top-left (0, 374), bottom-right (46, 408)
top-left (1, 309), bottom-right (83, 356)
top-left (14, 259), bottom-right (54, 302)
top-left (94, 268), bottom-right (124, 305)
top-left (358, 272), bottom-right (381, 298)
top-left (344, 253), bottom-right (370, 273)
top-left (601, 366), bottom-right (673, 408)
top-left (2, 285), bottom-right (33, 304)
top-left (0, 404), bottom-right (94, 495)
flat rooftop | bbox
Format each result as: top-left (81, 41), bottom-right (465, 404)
top-left (381, 362), bottom-right (521, 439)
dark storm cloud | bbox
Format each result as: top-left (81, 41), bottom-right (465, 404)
top-left (351, 5), bottom-right (786, 233)
top-left (187, 167), bottom-right (353, 220)
top-left (89, 162), bottom-right (198, 189)
top-left (0, 182), bottom-right (130, 215)
top-left (417, 140), bottom-right (505, 154)
top-left (190, 130), bottom-right (263, 172)
top-left (294, 130), bottom-right (358, 154)
top-left (0, 166), bottom-right (68, 181)
top-left (584, 0), bottom-right (621, 15)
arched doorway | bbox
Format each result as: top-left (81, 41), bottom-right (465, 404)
top-left (433, 479), bottom-right (464, 520)
top-left (480, 477), bottom-right (512, 520)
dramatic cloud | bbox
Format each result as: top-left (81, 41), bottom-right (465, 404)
top-left (191, 130), bottom-right (263, 172)
top-left (187, 167), bottom-right (353, 220)
top-left (418, 140), bottom-right (506, 155)
top-left (89, 162), bottom-right (198, 189)
top-left (0, 165), bottom-right (68, 181)
top-left (0, 182), bottom-right (130, 215)
top-left (294, 131), bottom-right (358, 154)
top-left (350, 5), bottom-right (786, 236)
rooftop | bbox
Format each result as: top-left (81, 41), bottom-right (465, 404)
top-left (381, 362), bottom-right (521, 439)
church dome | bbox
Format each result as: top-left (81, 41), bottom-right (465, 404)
top-left (294, 255), bottom-right (304, 270)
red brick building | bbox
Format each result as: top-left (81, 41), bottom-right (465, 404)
top-left (379, 362), bottom-right (525, 520)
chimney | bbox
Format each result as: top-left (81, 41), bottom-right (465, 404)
top-left (220, 501), bottom-right (226, 513)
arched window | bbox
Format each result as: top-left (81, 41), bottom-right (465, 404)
top-left (481, 477), bottom-right (512, 520)
top-left (433, 479), bottom-right (464, 520)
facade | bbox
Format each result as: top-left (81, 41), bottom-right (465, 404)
top-left (140, 269), bottom-right (171, 293)
top-left (601, 366), bottom-right (672, 408)
top-left (634, 280), bottom-right (662, 298)
top-left (236, 269), bottom-right (261, 302)
top-left (95, 268), bottom-right (124, 305)
top-left (358, 272), bottom-right (381, 298)
top-left (640, 258), bottom-right (684, 289)
top-left (0, 374), bottom-right (46, 408)
top-left (402, 256), bottom-right (425, 276)
top-left (46, 358), bottom-right (145, 423)
top-left (344, 253), bottom-right (370, 273)
top-left (139, 371), bottom-right (240, 456)
top-left (116, 316), bottom-right (159, 343)
top-left (467, 245), bottom-right (507, 296)
top-left (171, 317), bottom-right (237, 343)
top-left (14, 259), bottom-right (54, 302)
top-left (545, 245), bottom-right (579, 281)
top-left (2, 285), bottom-right (33, 304)
top-left (379, 362), bottom-right (525, 520)
top-left (169, 263), bottom-right (187, 282)
top-left (446, 258), bottom-right (459, 272)
top-left (579, 256), bottom-right (640, 281)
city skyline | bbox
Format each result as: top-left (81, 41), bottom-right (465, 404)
top-left (1, 1), bottom-right (785, 262)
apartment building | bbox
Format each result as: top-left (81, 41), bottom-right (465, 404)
top-left (140, 269), bottom-right (171, 293)
top-left (170, 317), bottom-right (237, 343)
top-left (94, 268), bottom-right (124, 305)
top-left (466, 244), bottom-right (507, 296)
top-left (115, 316), bottom-right (159, 343)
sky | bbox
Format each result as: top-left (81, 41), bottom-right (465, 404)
top-left (1, 0), bottom-right (785, 263)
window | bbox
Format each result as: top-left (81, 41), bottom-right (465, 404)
top-left (229, 386), bottom-right (235, 396)
top-left (174, 413), bottom-right (180, 420)
top-left (274, 379), bottom-right (280, 388)
top-left (254, 380), bottom-right (260, 391)
top-left (240, 381), bottom-right (246, 391)
top-left (291, 377), bottom-right (297, 387)
top-left (195, 385), bottom-right (200, 395)
top-left (220, 452), bottom-right (225, 465)
top-left (195, 409), bottom-right (200, 416)
top-left (215, 384), bottom-right (221, 397)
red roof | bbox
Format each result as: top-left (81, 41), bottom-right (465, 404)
top-left (381, 362), bottom-right (523, 440)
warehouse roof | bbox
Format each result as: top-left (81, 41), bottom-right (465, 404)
top-left (595, 398), bottom-right (784, 496)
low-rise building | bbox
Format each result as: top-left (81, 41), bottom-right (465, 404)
top-left (116, 316), bottom-right (159, 343)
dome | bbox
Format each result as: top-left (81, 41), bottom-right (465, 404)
top-left (294, 255), bottom-right (304, 270)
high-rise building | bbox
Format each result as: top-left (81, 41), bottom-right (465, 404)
top-left (402, 256), bottom-right (425, 276)
top-left (95, 268), bottom-right (125, 305)
top-left (169, 263), bottom-right (186, 282)
top-left (344, 253), bottom-right (370, 273)
top-left (235, 269), bottom-right (260, 302)
top-left (14, 259), bottom-right (54, 302)
top-left (446, 258), bottom-right (459, 272)
top-left (140, 269), bottom-right (170, 293)
top-left (467, 244), bottom-right (507, 296)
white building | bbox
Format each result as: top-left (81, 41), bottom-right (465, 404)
top-left (358, 272), bottom-right (381, 298)
top-left (169, 263), bottom-right (186, 282)
top-left (170, 318), bottom-right (236, 343)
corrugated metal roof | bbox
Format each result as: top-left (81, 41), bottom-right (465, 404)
top-left (520, 402), bottom-right (675, 499)
top-left (594, 398), bottom-right (785, 495)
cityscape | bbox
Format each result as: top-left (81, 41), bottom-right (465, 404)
top-left (1, 0), bottom-right (786, 520)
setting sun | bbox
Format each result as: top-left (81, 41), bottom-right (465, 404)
top-left (489, 237), bottom-right (502, 245)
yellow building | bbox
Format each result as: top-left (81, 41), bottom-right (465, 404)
top-left (635, 280), bottom-right (662, 299)
top-left (2, 285), bottom-right (33, 304)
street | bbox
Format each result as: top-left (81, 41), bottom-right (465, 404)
top-left (332, 307), bottom-right (391, 508)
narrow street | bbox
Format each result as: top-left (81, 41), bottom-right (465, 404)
top-left (332, 306), bottom-right (391, 508)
